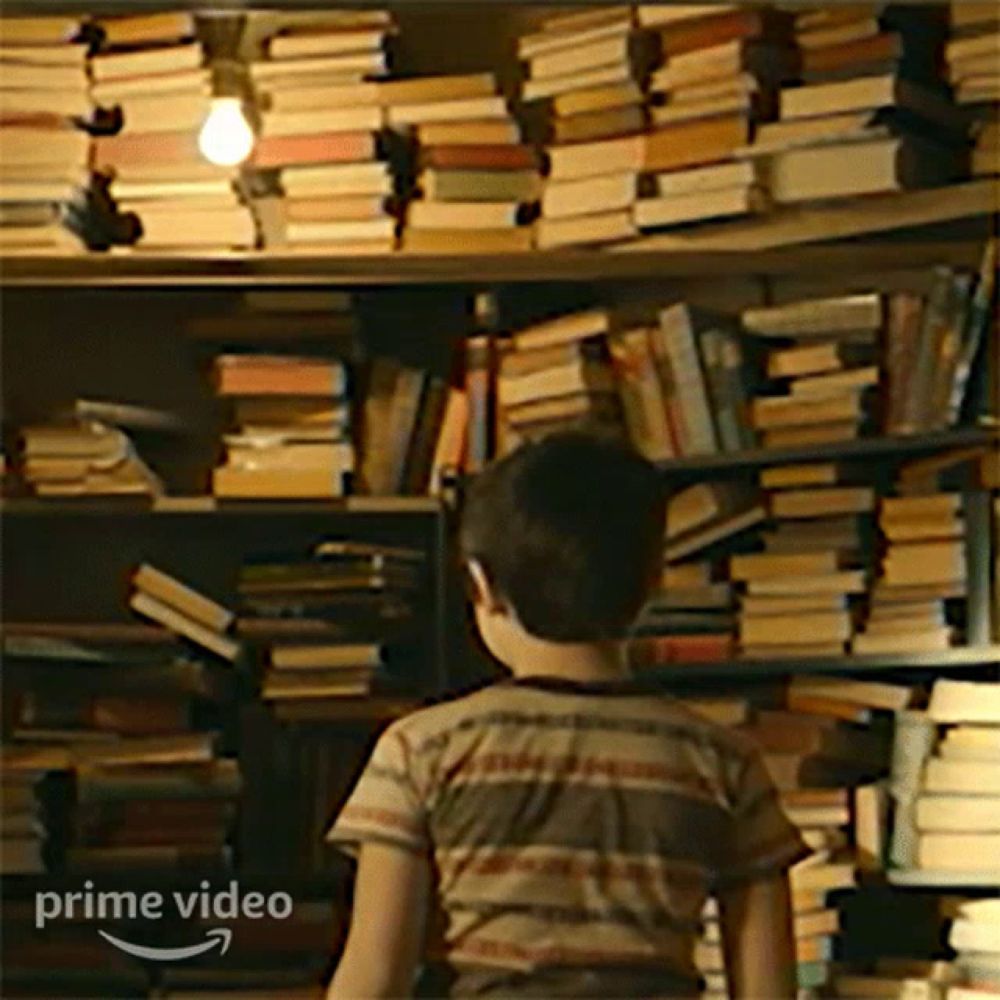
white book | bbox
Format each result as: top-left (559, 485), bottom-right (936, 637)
top-left (387, 95), bottom-right (509, 126)
top-left (260, 104), bottom-right (383, 137)
top-left (541, 172), bottom-right (637, 220)
top-left (929, 680), bottom-right (1000, 725)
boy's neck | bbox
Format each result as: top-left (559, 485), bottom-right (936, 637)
top-left (504, 633), bottom-right (631, 684)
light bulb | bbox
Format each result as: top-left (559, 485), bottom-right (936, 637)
top-left (198, 97), bottom-right (254, 167)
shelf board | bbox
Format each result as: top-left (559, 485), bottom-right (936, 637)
top-left (640, 646), bottom-right (1000, 681)
top-left (887, 870), bottom-right (1000, 889)
top-left (0, 240), bottom-right (985, 288)
top-left (656, 427), bottom-right (996, 475)
top-left (0, 496), bottom-right (442, 516)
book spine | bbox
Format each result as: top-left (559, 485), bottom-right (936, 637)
top-left (465, 335), bottom-right (493, 473)
top-left (899, 268), bottom-right (954, 435)
top-left (647, 324), bottom-right (688, 455)
top-left (608, 330), bottom-right (674, 461)
top-left (946, 238), bottom-right (997, 426)
top-left (928, 273), bottom-right (973, 431)
top-left (661, 309), bottom-right (719, 454)
top-left (700, 328), bottom-right (743, 453)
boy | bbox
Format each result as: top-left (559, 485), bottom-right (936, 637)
top-left (327, 432), bottom-right (806, 999)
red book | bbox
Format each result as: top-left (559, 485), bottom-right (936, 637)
top-left (657, 8), bottom-right (789, 57)
top-left (93, 129), bottom-right (200, 167)
top-left (252, 131), bottom-right (375, 168)
top-left (420, 144), bottom-right (538, 171)
top-left (633, 634), bottom-right (733, 664)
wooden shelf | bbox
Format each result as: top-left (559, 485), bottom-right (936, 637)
top-left (640, 646), bottom-right (1000, 681)
top-left (656, 427), bottom-right (996, 475)
top-left (887, 870), bottom-right (1000, 889)
top-left (0, 240), bottom-right (985, 288)
top-left (0, 496), bottom-right (442, 516)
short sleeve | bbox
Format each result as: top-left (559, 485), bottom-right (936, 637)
top-left (715, 745), bottom-right (810, 889)
top-left (326, 721), bottom-right (430, 857)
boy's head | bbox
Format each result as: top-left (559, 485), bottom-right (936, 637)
top-left (460, 431), bottom-right (666, 653)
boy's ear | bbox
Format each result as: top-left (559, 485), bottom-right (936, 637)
top-left (466, 559), bottom-right (505, 613)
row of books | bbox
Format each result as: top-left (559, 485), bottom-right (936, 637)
top-left (637, 464), bottom-right (984, 662)
top-left (4, 4), bottom-right (997, 257)
top-left (6, 267), bottom-right (994, 502)
top-left (474, 275), bottom-right (995, 471)
top-left (1, 541), bottom-right (431, 878)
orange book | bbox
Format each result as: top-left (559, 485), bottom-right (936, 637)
top-left (420, 144), bottom-right (538, 171)
top-left (430, 387), bottom-right (469, 489)
top-left (785, 692), bottom-right (874, 724)
top-left (92, 129), bottom-right (199, 168)
top-left (643, 114), bottom-right (749, 173)
top-left (801, 31), bottom-right (903, 76)
top-left (657, 8), bottom-right (788, 57)
top-left (252, 131), bottom-right (376, 168)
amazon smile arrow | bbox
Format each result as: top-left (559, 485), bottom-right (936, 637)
top-left (98, 927), bottom-right (232, 962)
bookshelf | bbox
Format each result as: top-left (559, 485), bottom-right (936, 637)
top-left (642, 646), bottom-right (1000, 682)
top-left (1, 1), bottom-right (998, 995)
top-left (0, 238), bottom-right (988, 287)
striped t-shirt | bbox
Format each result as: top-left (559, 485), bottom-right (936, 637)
top-left (328, 676), bottom-right (808, 998)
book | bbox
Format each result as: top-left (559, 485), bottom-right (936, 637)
top-left (129, 593), bottom-right (241, 662)
top-left (132, 564), bottom-right (234, 633)
top-left (928, 680), bottom-right (1000, 724)
top-left (918, 833), bottom-right (1000, 871)
top-left (743, 294), bottom-right (883, 338)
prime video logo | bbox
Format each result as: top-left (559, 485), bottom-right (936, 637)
top-left (35, 881), bottom-right (294, 961)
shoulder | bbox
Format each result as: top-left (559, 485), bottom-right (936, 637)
top-left (381, 683), bottom-right (510, 751)
top-left (637, 691), bottom-right (758, 764)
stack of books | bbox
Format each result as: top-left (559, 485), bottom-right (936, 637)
top-left (396, 73), bottom-right (537, 254)
top-left (0, 770), bottom-right (45, 874)
top-left (634, 4), bottom-right (794, 233)
top-left (633, 556), bottom-right (735, 664)
top-left (494, 308), bottom-right (622, 455)
top-left (69, 754), bottom-right (239, 874)
top-left (889, 680), bottom-right (1000, 876)
top-left (946, 898), bottom-right (1000, 996)
top-left (19, 420), bottom-right (162, 497)
top-left (765, 676), bottom-right (902, 791)
top-left (237, 539), bottom-right (424, 720)
top-left (733, 465), bottom-right (873, 659)
top-left (211, 353), bottom-right (354, 499)
top-left (262, 640), bottom-right (384, 704)
top-left (702, 676), bottom-right (914, 998)
top-left (91, 13), bottom-right (255, 251)
top-left (2, 616), bottom-right (238, 876)
top-left (698, 763), bottom-right (859, 998)
top-left (745, 6), bottom-right (960, 205)
top-left (128, 563), bottom-right (240, 662)
top-left (854, 493), bottom-right (966, 654)
top-left (742, 293), bottom-right (884, 450)
top-left (634, 482), bottom-right (765, 664)
top-left (946, 2), bottom-right (999, 178)
top-left (518, 7), bottom-right (652, 249)
top-left (248, 10), bottom-right (397, 253)
top-left (0, 15), bottom-right (89, 253)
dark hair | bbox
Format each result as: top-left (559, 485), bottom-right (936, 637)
top-left (460, 431), bottom-right (666, 642)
